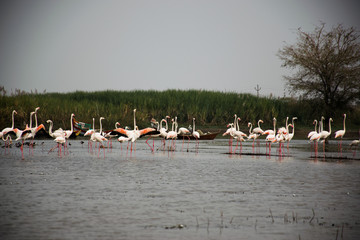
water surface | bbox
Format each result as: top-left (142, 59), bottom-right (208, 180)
top-left (1, 139), bottom-right (359, 239)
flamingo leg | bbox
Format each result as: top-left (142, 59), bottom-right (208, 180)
top-left (146, 137), bottom-right (154, 152)
top-left (21, 140), bottom-right (24, 160)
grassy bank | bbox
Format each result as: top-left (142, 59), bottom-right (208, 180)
top-left (1, 89), bottom-right (359, 138)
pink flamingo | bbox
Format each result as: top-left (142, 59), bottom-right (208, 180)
top-left (247, 122), bottom-right (260, 149)
top-left (318, 117), bottom-right (333, 153)
top-left (334, 113), bottom-right (346, 154)
top-left (1, 110), bottom-right (17, 152)
top-left (265, 118), bottom-right (277, 154)
top-left (192, 118), bottom-right (200, 141)
top-left (1, 110), bottom-right (17, 135)
top-left (166, 117), bottom-right (178, 151)
top-left (113, 109), bottom-right (156, 152)
top-left (232, 117), bottom-right (247, 153)
top-left (285, 117), bottom-right (297, 149)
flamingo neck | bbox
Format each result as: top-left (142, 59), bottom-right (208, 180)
top-left (48, 121), bottom-right (53, 135)
top-left (29, 113), bottom-right (34, 129)
top-left (343, 115), bottom-right (346, 132)
top-left (165, 119), bottom-right (169, 131)
top-left (35, 112), bottom-right (38, 128)
top-left (193, 119), bottom-right (196, 132)
top-left (273, 119), bottom-right (276, 132)
top-left (328, 119), bottom-right (332, 134)
top-left (70, 114), bottom-right (74, 133)
top-left (99, 118), bottom-right (103, 134)
top-left (248, 123), bottom-right (252, 134)
top-left (133, 111), bottom-right (136, 130)
top-left (314, 120), bottom-right (318, 132)
top-left (11, 111), bottom-right (15, 129)
top-left (291, 119), bottom-right (295, 134)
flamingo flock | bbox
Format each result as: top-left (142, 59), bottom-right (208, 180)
top-left (0, 108), bottom-right (358, 159)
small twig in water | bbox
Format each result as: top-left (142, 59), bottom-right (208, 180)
top-left (220, 211), bottom-right (224, 228)
top-left (196, 216), bottom-right (199, 228)
top-left (309, 208), bottom-right (315, 224)
top-left (229, 216), bottom-right (234, 224)
top-left (335, 228), bottom-right (339, 240)
top-left (269, 208), bottom-right (274, 223)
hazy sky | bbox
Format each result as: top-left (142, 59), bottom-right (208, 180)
top-left (0, 0), bottom-right (359, 97)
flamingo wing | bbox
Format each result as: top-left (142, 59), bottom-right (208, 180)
top-left (113, 128), bottom-right (130, 137)
top-left (139, 127), bottom-right (157, 137)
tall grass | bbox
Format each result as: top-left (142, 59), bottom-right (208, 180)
top-left (1, 89), bottom-right (359, 132)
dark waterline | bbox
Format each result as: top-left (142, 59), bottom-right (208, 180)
top-left (1, 139), bottom-right (359, 240)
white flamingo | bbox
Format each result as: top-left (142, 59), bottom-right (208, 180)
top-left (1, 110), bottom-right (17, 135)
top-left (319, 117), bottom-right (333, 152)
top-left (113, 109), bottom-right (156, 152)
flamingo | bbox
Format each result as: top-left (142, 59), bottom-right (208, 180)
top-left (273, 131), bottom-right (285, 154)
top-left (1, 110), bottom-right (17, 135)
top-left (247, 122), bottom-right (259, 149)
top-left (252, 120), bottom-right (264, 135)
top-left (113, 109), bottom-right (156, 152)
top-left (1, 134), bottom-right (13, 154)
top-left (166, 117), bottom-right (178, 150)
top-left (223, 122), bottom-right (236, 153)
top-left (192, 118), bottom-right (200, 140)
top-left (177, 123), bottom-right (191, 151)
top-left (64, 113), bottom-right (75, 141)
top-left (28, 107), bottom-right (45, 153)
top-left (13, 112), bottom-right (35, 159)
top-left (48, 131), bottom-right (66, 157)
top-left (85, 117), bottom-right (108, 158)
top-left (1, 110), bottom-right (17, 152)
top-left (334, 114), bottom-right (346, 153)
top-left (264, 117), bottom-right (277, 154)
top-left (309, 121), bottom-right (321, 156)
top-left (318, 117), bottom-right (333, 153)
top-left (223, 114), bottom-right (238, 153)
top-left (159, 116), bottom-right (170, 148)
top-left (307, 120), bottom-right (318, 139)
top-left (46, 120), bottom-right (65, 138)
top-left (232, 117), bottom-right (247, 153)
top-left (285, 117), bottom-right (297, 149)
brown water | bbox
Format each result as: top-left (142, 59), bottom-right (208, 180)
top-left (0, 139), bottom-right (359, 239)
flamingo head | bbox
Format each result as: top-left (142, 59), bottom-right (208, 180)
top-left (237, 117), bottom-right (241, 121)
top-left (35, 107), bottom-right (40, 112)
top-left (13, 110), bottom-right (17, 115)
top-left (46, 120), bottom-right (52, 124)
top-left (248, 122), bottom-right (251, 127)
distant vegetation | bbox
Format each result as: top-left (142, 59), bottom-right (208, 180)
top-left (1, 89), bottom-right (359, 134)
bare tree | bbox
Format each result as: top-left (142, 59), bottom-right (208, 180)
top-left (278, 23), bottom-right (360, 113)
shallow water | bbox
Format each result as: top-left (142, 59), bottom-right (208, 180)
top-left (0, 139), bottom-right (359, 240)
